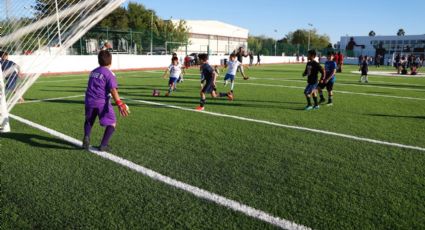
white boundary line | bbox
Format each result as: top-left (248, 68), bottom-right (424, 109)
top-left (16, 94), bottom-right (425, 152)
top-left (129, 98), bottom-right (425, 152)
top-left (350, 70), bottom-right (425, 77)
top-left (9, 114), bottom-right (310, 230)
top-left (20, 94), bottom-right (85, 104)
top-left (184, 79), bottom-right (425, 101)
top-left (246, 77), bottom-right (425, 92)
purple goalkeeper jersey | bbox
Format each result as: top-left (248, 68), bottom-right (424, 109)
top-left (85, 66), bottom-right (118, 107)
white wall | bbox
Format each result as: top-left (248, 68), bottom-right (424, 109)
top-left (9, 54), bottom-right (304, 74)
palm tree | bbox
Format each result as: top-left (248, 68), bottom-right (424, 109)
top-left (369, 30), bottom-right (376, 37)
top-left (397, 28), bottom-right (405, 36)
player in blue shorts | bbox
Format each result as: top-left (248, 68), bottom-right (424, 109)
top-left (318, 52), bottom-right (337, 105)
top-left (162, 56), bottom-right (184, 96)
top-left (82, 50), bottom-right (129, 151)
top-left (223, 53), bottom-right (241, 99)
top-left (302, 50), bottom-right (324, 110)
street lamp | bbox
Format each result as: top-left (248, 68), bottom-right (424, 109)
top-left (150, 10), bottom-right (153, 55)
top-left (307, 23), bottom-right (313, 51)
top-left (274, 29), bottom-right (278, 56)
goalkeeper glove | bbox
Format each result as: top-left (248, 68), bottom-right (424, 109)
top-left (116, 100), bottom-right (130, 116)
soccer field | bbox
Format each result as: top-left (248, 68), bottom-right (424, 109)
top-left (1, 64), bottom-right (425, 229)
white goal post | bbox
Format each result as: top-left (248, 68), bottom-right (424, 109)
top-left (0, 0), bottom-right (127, 133)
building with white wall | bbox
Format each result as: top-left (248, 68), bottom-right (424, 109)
top-left (172, 20), bottom-right (249, 55)
top-left (338, 35), bottom-right (425, 60)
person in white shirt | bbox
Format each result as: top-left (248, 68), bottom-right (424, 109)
top-left (162, 56), bottom-right (184, 96)
top-left (223, 53), bottom-right (241, 95)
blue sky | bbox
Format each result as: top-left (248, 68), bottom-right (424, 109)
top-left (2, 0), bottom-right (423, 44)
top-left (132, 0), bottom-right (425, 43)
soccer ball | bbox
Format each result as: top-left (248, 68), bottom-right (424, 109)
top-left (152, 89), bottom-right (160, 97)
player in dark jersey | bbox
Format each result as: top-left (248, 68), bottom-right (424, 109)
top-left (359, 56), bottom-right (369, 83)
top-left (196, 54), bottom-right (232, 111)
top-left (1, 52), bottom-right (24, 103)
top-left (318, 52), bottom-right (337, 105)
top-left (235, 47), bottom-right (249, 80)
top-left (302, 50), bottom-right (324, 110)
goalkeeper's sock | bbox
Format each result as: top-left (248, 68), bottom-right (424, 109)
top-left (84, 120), bottom-right (93, 137)
top-left (100, 126), bottom-right (115, 147)
top-left (219, 92), bottom-right (228, 97)
top-left (319, 92), bottom-right (324, 100)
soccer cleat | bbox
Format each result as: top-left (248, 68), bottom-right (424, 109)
top-left (243, 76), bottom-right (249, 80)
top-left (304, 106), bottom-right (313, 111)
top-left (82, 136), bottom-right (90, 150)
top-left (313, 105), bottom-right (320, 110)
top-left (326, 103), bottom-right (333, 106)
top-left (227, 93), bottom-right (234, 101)
top-left (165, 92), bottom-right (170, 97)
top-left (98, 145), bottom-right (111, 152)
top-left (319, 98), bottom-right (326, 104)
top-left (365, 81), bottom-right (369, 83)
top-left (195, 106), bottom-right (205, 111)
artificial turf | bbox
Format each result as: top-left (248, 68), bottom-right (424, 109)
top-left (1, 63), bottom-right (425, 229)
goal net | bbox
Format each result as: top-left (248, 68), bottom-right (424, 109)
top-left (0, 0), bottom-right (126, 132)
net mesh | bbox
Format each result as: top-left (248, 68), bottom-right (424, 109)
top-left (0, 0), bottom-right (126, 131)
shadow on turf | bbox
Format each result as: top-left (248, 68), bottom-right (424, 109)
top-left (367, 113), bottom-right (425, 120)
top-left (1, 133), bottom-right (78, 150)
top-left (126, 97), bottom-right (304, 111)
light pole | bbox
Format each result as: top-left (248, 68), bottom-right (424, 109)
top-left (307, 23), bottom-right (313, 51)
top-left (150, 10), bottom-right (153, 55)
top-left (274, 29), bottom-right (278, 56)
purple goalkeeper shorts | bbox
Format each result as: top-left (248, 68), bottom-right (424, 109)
top-left (85, 103), bottom-right (116, 127)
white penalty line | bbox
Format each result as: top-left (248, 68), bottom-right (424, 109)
top-left (9, 114), bottom-right (310, 230)
top-left (219, 81), bottom-right (425, 101)
top-left (20, 94), bottom-right (85, 104)
top-left (131, 98), bottom-right (425, 153)
top-left (184, 79), bottom-right (425, 101)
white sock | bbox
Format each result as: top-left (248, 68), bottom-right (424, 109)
top-left (230, 82), bottom-right (234, 91)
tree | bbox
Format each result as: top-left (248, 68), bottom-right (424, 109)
top-left (285, 29), bottom-right (331, 50)
top-left (397, 28), bottom-right (405, 36)
top-left (369, 30), bottom-right (376, 37)
top-left (87, 2), bottom-right (189, 53)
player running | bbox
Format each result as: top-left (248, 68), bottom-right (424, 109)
top-left (196, 54), bottom-right (232, 111)
top-left (223, 53), bottom-right (241, 98)
top-left (302, 50), bottom-right (324, 110)
top-left (235, 47), bottom-right (249, 80)
top-left (162, 56), bottom-right (185, 96)
top-left (82, 50), bottom-right (129, 151)
top-left (318, 52), bottom-right (337, 106)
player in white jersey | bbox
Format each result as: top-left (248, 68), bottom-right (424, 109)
top-left (163, 56), bottom-right (184, 96)
top-left (223, 53), bottom-right (241, 96)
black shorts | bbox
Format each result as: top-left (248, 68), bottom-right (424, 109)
top-left (361, 70), bottom-right (368, 76)
top-left (318, 81), bottom-right (334, 91)
top-left (201, 80), bottom-right (215, 93)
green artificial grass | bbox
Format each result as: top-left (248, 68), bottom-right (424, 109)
top-left (2, 64), bottom-right (425, 229)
